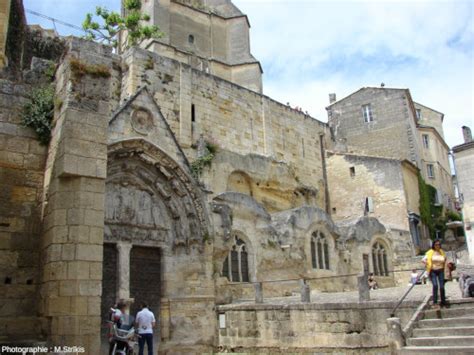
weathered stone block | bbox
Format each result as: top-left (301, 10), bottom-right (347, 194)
top-left (84, 209), bottom-right (104, 227)
top-left (70, 296), bottom-right (89, 316)
top-left (67, 261), bottom-right (90, 280)
top-left (88, 227), bottom-right (103, 244)
top-left (61, 244), bottom-right (76, 261)
top-left (59, 280), bottom-right (79, 297)
top-left (46, 296), bottom-right (71, 316)
top-left (67, 208), bottom-right (85, 225)
top-left (88, 262), bottom-right (102, 280)
top-left (68, 225), bottom-right (90, 243)
top-left (44, 261), bottom-right (68, 281)
top-left (75, 244), bottom-right (103, 262)
top-left (78, 280), bottom-right (101, 297)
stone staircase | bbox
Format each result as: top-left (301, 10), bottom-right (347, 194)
top-left (401, 299), bottom-right (474, 354)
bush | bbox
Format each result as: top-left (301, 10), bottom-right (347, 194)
top-left (22, 86), bottom-right (55, 145)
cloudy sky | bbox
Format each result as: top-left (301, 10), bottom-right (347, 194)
top-left (24, 0), bottom-right (473, 147)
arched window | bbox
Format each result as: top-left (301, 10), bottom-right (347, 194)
top-left (372, 242), bottom-right (388, 276)
top-left (222, 236), bottom-right (249, 282)
top-left (311, 231), bottom-right (330, 270)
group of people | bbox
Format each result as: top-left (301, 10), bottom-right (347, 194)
top-left (109, 301), bottom-right (156, 355)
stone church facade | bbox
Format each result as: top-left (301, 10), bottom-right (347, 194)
top-left (0, 0), bottom-right (454, 353)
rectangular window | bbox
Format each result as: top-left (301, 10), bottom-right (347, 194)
top-left (365, 197), bottom-right (374, 213)
top-left (434, 189), bottom-right (442, 206)
top-left (362, 104), bottom-right (373, 123)
top-left (191, 104), bottom-right (196, 122)
top-left (427, 164), bottom-right (435, 179)
top-left (422, 134), bottom-right (429, 149)
top-left (350, 166), bottom-right (355, 177)
top-left (416, 109), bottom-right (422, 121)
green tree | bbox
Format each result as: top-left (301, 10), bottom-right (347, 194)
top-left (82, 0), bottom-right (162, 48)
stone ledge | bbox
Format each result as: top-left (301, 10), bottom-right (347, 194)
top-left (217, 299), bottom-right (421, 312)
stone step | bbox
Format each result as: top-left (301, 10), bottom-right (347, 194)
top-left (406, 335), bottom-right (474, 347)
top-left (423, 306), bottom-right (474, 319)
top-left (418, 316), bottom-right (474, 328)
top-left (400, 345), bottom-right (474, 354)
top-left (413, 325), bottom-right (474, 338)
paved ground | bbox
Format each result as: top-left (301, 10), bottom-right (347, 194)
top-left (233, 280), bottom-right (463, 305)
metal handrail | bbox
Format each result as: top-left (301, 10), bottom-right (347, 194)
top-left (390, 270), bottom-right (425, 317)
top-left (220, 268), bottom-right (425, 287)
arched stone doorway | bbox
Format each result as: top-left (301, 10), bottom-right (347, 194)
top-left (100, 139), bottom-right (212, 350)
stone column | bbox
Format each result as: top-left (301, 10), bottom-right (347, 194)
top-left (39, 38), bottom-right (112, 355)
top-left (387, 317), bottom-right (405, 350)
top-left (254, 282), bottom-right (263, 304)
top-left (116, 242), bottom-right (132, 301)
top-left (359, 253), bottom-right (370, 302)
top-left (300, 279), bottom-right (311, 303)
top-left (358, 275), bottom-right (370, 302)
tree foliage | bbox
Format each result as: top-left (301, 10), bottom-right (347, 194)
top-left (418, 172), bottom-right (448, 239)
top-left (82, 0), bottom-right (162, 48)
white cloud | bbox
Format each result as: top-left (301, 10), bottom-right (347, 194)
top-left (24, 0), bottom-right (473, 147)
top-left (235, 0), bottom-right (474, 147)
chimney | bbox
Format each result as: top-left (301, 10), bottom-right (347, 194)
top-left (329, 93), bottom-right (336, 104)
top-left (462, 126), bottom-right (472, 143)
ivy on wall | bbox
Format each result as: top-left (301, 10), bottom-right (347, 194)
top-left (418, 172), bottom-right (454, 240)
top-left (190, 140), bottom-right (218, 179)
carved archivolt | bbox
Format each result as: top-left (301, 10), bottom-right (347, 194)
top-left (106, 139), bottom-right (208, 248)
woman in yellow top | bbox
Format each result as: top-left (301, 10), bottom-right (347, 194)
top-left (425, 240), bottom-right (447, 307)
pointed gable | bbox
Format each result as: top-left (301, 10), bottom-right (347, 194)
top-left (109, 86), bottom-right (190, 169)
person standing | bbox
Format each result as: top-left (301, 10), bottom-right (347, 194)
top-left (108, 300), bottom-right (128, 355)
top-left (136, 302), bottom-right (156, 355)
top-left (424, 240), bottom-right (448, 307)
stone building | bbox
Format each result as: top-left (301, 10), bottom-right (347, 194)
top-left (327, 87), bottom-right (456, 246)
top-left (414, 102), bottom-right (454, 211)
top-left (0, 0), bottom-right (452, 353)
top-left (453, 126), bottom-right (474, 263)
top-left (135, 0), bottom-right (263, 93)
top-left (326, 152), bottom-right (422, 254)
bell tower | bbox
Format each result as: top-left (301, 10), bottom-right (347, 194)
top-left (123, 0), bottom-right (262, 93)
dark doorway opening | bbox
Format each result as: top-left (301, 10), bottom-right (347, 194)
top-left (130, 246), bottom-right (161, 319)
top-left (100, 243), bottom-right (118, 338)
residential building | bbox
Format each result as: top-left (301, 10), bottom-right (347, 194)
top-left (453, 126), bottom-right (474, 263)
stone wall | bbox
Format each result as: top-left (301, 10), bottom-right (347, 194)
top-left (418, 126), bottom-right (454, 209)
top-left (0, 0), bottom-right (11, 68)
top-left (327, 152), bottom-right (412, 231)
top-left (122, 47), bottom-right (330, 206)
top-left (0, 75), bottom-right (48, 342)
top-left (414, 102), bottom-right (444, 138)
top-left (328, 87), bottom-right (422, 166)
top-left (217, 300), bottom-right (419, 353)
top-left (453, 141), bottom-right (474, 263)
top-left (38, 39), bottom-right (114, 353)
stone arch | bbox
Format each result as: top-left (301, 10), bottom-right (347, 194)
top-left (370, 237), bottom-right (392, 276)
top-left (305, 222), bottom-right (337, 273)
top-left (220, 230), bottom-right (256, 283)
top-left (105, 138), bottom-right (208, 248)
top-left (227, 170), bottom-right (253, 196)
top-left (101, 139), bottom-right (213, 349)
